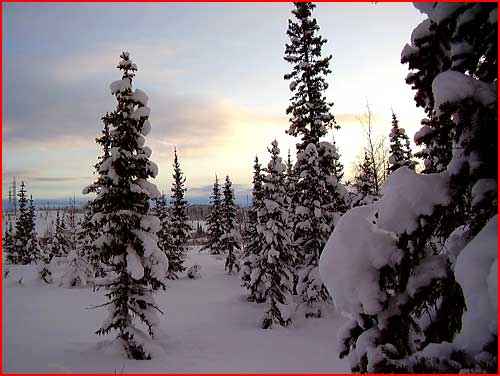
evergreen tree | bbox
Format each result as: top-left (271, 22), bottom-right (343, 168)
top-left (284, 2), bottom-right (344, 317)
top-left (168, 148), bottom-right (192, 278)
top-left (354, 151), bottom-right (376, 196)
top-left (48, 211), bottom-right (70, 261)
top-left (13, 182), bottom-right (35, 264)
top-left (3, 218), bottom-right (16, 264)
top-left (338, 3), bottom-right (497, 372)
top-left (284, 149), bottom-right (298, 202)
top-left (202, 176), bottom-right (224, 255)
top-left (62, 248), bottom-right (94, 288)
top-left (76, 203), bottom-right (103, 277)
top-left (331, 135), bottom-right (344, 183)
top-left (66, 196), bottom-right (79, 253)
top-left (240, 157), bottom-right (266, 302)
top-left (25, 195), bottom-right (41, 263)
top-left (401, 5), bottom-right (454, 174)
top-left (221, 175), bottom-right (240, 274)
top-left (83, 52), bottom-right (168, 359)
top-left (255, 141), bottom-right (295, 328)
top-left (155, 193), bottom-right (174, 279)
top-left (388, 112), bottom-right (416, 173)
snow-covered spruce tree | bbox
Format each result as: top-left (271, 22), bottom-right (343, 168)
top-left (388, 112), bottom-right (416, 173)
top-left (320, 3), bottom-right (497, 373)
top-left (167, 148), bottom-right (191, 278)
top-left (48, 211), bottom-right (71, 261)
top-left (351, 151), bottom-right (379, 208)
top-left (401, 4), bottom-right (455, 174)
top-left (257, 140), bottom-right (295, 329)
top-left (66, 197), bottom-right (79, 253)
top-left (331, 135), bottom-right (344, 183)
top-left (81, 110), bottom-right (114, 269)
top-left (240, 156), bottom-right (266, 302)
top-left (284, 1), bottom-right (345, 318)
top-left (83, 52), bottom-right (168, 360)
top-left (202, 176), bottom-right (224, 255)
top-left (221, 175), bottom-right (240, 274)
top-left (62, 246), bottom-right (94, 288)
top-left (154, 193), bottom-right (174, 279)
top-left (3, 218), bottom-right (16, 264)
top-left (75, 203), bottom-right (103, 277)
top-left (353, 151), bottom-right (376, 196)
top-left (27, 196), bottom-right (41, 264)
top-left (13, 181), bottom-right (35, 264)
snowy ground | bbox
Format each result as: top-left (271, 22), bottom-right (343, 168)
top-left (3, 247), bottom-right (349, 373)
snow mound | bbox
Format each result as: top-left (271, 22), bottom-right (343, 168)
top-left (454, 215), bottom-right (498, 353)
top-left (319, 204), bottom-right (400, 316)
top-left (320, 168), bottom-right (452, 319)
top-left (110, 78), bottom-right (131, 94)
top-left (376, 167), bottom-right (451, 234)
top-left (126, 246), bottom-right (144, 280)
top-left (432, 71), bottom-right (497, 114)
top-left (132, 89), bottom-right (149, 106)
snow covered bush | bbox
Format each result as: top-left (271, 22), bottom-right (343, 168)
top-left (187, 264), bottom-right (201, 279)
top-left (320, 2), bottom-right (497, 372)
top-left (61, 249), bottom-right (94, 288)
top-left (83, 52), bottom-right (168, 360)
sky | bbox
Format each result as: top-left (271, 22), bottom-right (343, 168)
top-left (2, 2), bottom-right (427, 205)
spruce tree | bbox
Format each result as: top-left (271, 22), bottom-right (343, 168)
top-left (155, 193), bottom-right (173, 279)
top-left (338, 3), bottom-right (497, 372)
top-left (388, 112), bottom-right (416, 173)
top-left (76, 203), bottom-right (102, 277)
top-left (48, 211), bottom-right (70, 261)
top-left (66, 197), bottom-right (79, 253)
top-left (62, 247), bottom-right (94, 288)
top-left (353, 151), bottom-right (376, 198)
top-left (3, 218), bottom-right (16, 264)
top-left (222, 175), bottom-right (240, 274)
top-left (13, 181), bottom-right (35, 264)
top-left (401, 6), bottom-right (454, 174)
top-left (202, 176), bottom-right (224, 255)
top-left (331, 136), bottom-right (344, 183)
top-left (284, 149), bottom-right (298, 203)
top-left (256, 141), bottom-right (295, 328)
top-left (84, 52), bottom-right (168, 359)
top-left (27, 195), bottom-right (41, 260)
top-left (168, 148), bottom-right (191, 278)
top-left (284, 2), bottom-right (344, 317)
top-left (240, 157), bottom-right (266, 302)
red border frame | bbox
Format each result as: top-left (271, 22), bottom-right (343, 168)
top-left (0, 1), bottom-right (498, 376)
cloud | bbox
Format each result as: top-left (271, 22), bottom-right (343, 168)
top-left (31, 176), bottom-right (89, 183)
top-left (50, 45), bottom-right (180, 85)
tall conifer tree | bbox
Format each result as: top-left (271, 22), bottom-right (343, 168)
top-left (388, 112), bottom-right (416, 173)
top-left (222, 175), bottom-right (240, 274)
top-left (284, 2), bottom-right (342, 317)
top-left (202, 176), bottom-right (224, 255)
top-left (168, 148), bottom-right (191, 278)
top-left (13, 182), bottom-right (36, 264)
top-left (258, 141), bottom-right (295, 329)
top-left (241, 157), bottom-right (266, 302)
top-left (84, 52), bottom-right (168, 359)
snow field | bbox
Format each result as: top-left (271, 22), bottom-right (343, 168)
top-left (3, 247), bottom-right (349, 373)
